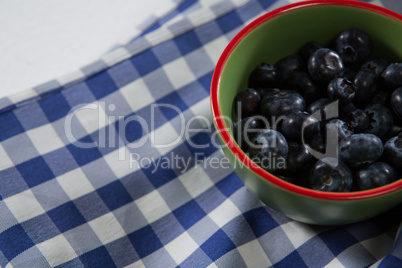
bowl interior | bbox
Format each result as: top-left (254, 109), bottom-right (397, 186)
top-left (219, 4), bottom-right (402, 123)
top-left (217, 3), bottom-right (402, 194)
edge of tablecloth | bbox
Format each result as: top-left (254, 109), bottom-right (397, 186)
top-left (0, 0), bottom-right (249, 116)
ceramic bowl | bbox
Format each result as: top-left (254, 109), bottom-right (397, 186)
top-left (211, 0), bottom-right (402, 225)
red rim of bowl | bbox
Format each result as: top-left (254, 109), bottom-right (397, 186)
top-left (211, 0), bottom-right (402, 201)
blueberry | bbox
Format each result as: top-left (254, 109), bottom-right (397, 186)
top-left (364, 104), bottom-right (393, 138)
top-left (275, 54), bottom-right (306, 84)
top-left (327, 78), bottom-right (355, 104)
top-left (285, 71), bottom-right (323, 105)
top-left (333, 28), bottom-right (373, 65)
top-left (300, 41), bottom-right (324, 61)
top-left (247, 129), bottom-right (288, 171)
top-left (361, 57), bottom-right (388, 76)
top-left (355, 162), bottom-right (399, 190)
top-left (249, 63), bottom-right (278, 88)
top-left (307, 158), bottom-right (353, 192)
top-left (260, 89), bottom-right (306, 118)
top-left (234, 88), bottom-right (261, 118)
top-left (381, 63), bottom-right (402, 90)
top-left (343, 109), bottom-right (370, 133)
top-left (339, 133), bottom-right (383, 168)
top-left (233, 116), bottom-right (267, 152)
top-left (383, 133), bottom-right (402, 172)
top-left (391, 87), bottom-right (402, 118)
top-left (325, 119), bottom-right (353, 141)
top-left (281, 111), bottom-right (320, 141)
top-left (285, 141), bottom-right (315, 173)
top-left (308, 48), bottom-right (344, 83)
top-left (353, 69), bottom-right (378, 107)
top-left (307, 98), bottom-right (332, 114)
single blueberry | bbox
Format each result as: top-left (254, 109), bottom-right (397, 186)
top-left (364, 104), bottom-right (393, 138)
top-left (234, 88), bottom-right (261, 118)
top-left (281, 111), bottom-right (320, 141)
top-left (339, 133), bottom-right (383, 168)
top-left (307, 157), bottom-right (353, 192)
top-left (383, 133), bottom-right (402, 172)
top-left (275, 54), bottom-right (306, 84)
top-left (355, 162), bottom-right (399, 190)
top-left (343, 109), bottom-right (370, 133)
top-left (260, 89), bottom-right (306, 119)
top-left (327, 78), bottom-right (355, 104)
top-left (247, 129), bottom-right (288, 172)
top-left (248, 63), bottom-right (278, 88)
top-left (381, 63), bottom-right (402, 90)
top-left (333, 28), bottom-right (373, 65)
top-left (308, 48), bottom-right (344, 83)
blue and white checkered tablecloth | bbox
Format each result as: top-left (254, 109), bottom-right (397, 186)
top-left (1, 0), bottom-right (401, 267)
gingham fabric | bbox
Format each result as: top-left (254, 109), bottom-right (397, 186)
top-left (1, 0), bottom-right (402, 267)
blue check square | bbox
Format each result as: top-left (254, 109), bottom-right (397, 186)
top-left (48, 201), bottom-right (87, 233)
top-left (0, 224), bottom-right (35, 261)
top-left (174, 200), bottom-right (206, 230)
top-left (39, 91), bottom-right (71, 122)
top-left (129, 225), bottom-right (164, 258)
top-left (80, 246), bottom-right (116, 268)
top-left (130, 49), bottom-right (161, 76)
top-left (17, 156), bottom-right (55, 188)
top-left (97, 180), bottom-right (133, 211)
top-left (86, 71), bottom-right (118, 100)
top-left (0, 110), bottom-right (25, 142)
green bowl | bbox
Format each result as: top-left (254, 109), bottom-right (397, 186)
top-left (211, 0), bottom-right (402, 225)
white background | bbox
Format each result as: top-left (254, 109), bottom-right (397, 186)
top-left (0, 0), bottom-right (176, 98)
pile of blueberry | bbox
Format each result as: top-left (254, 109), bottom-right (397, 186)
top-left (233, 28), bottom-right (402, 192)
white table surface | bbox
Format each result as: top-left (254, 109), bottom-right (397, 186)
top-left (0, 0), bottom-right (176, 98)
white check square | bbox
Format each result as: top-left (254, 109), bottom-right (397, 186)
top-left (203, 36), bottom-right (228, 64)
top-left (162, 58), bottom-right (196, 89)
top-left (4, 189), bottom-right (45, 222)
top-left (165, 232), bottom-right (198, 264)
top-left (179, 166), bottom-right (214, 198)
top-left (135, 190), bottom-right (171, 223)
top-left (120, 78), bottom-right (154, 111)
top-left (208, 199), bottom-right (241, 228)
top-left (104, 146), bottom-right (140, 179)
top-left (37, 234), bottom-right (77, 267)
top-left (27, 124), bottom-right (64, 155)
top-left (73, 101), bottom-right (108, 135)
top-left (238, 239), bottom-right (272, 267)
top-left (89, 212), bottom-right (126, 245)
top-left (150, 122), bottom-right (181, 156)
top-left (280, 221), bottom-right (317, 248)
top-left (57, 168), bottom-right (95, 200)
